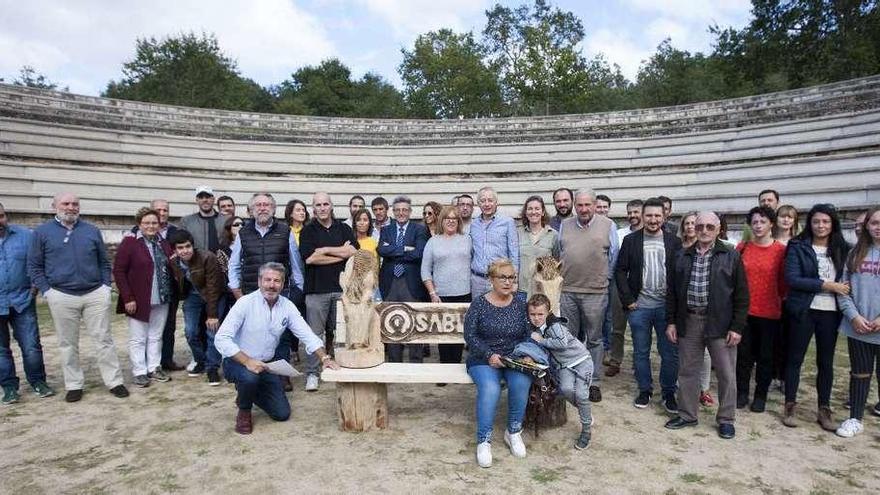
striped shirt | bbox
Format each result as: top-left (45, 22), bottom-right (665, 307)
top-left (687, 245), bottom-right (713, 308)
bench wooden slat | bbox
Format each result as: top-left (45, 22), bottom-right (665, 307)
top-left (322, 363), bottom-right (473, 384)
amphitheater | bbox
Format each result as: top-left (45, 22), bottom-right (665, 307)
top-left (1, 75), bottom-right (879, 240)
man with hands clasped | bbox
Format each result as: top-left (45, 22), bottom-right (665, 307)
top-left (215, 262), bottom-right (339, 434)
top-left (664, 211), bottom-right (749, 439)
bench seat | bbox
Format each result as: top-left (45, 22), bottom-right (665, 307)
top-left (322, 363), bottom-right (473, 384)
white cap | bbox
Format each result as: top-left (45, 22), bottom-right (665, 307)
top-left (195, 185), bottom-right (214, 197)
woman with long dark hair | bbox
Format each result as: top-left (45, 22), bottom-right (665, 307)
top-left (782, 203), bottom-right (851, 430)
top-left (835, 207), bottom-right (880, 437)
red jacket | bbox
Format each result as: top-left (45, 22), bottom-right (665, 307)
top-left (113, 235), bottom-right (173, 322)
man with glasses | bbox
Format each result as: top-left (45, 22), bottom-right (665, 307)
top-left (28, 192), bottom-right (128, 402)
top-left (457, 194), bottom-right (475, 233)
top-left (299, 192), bottom-right (358, 391)
top-left (557, 189), bottom-right (618, 402)
top-left (378, 196), bottom-right (430, 362)
top-left (664, 211), bottom-right (749, 439)
top-left (180, 186), bottom-right (228, 253)
top-left (469, 187), bottom-right (519, 297)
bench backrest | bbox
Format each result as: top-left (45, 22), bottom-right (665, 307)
top-left (335, 301), bottom-right (468, 344)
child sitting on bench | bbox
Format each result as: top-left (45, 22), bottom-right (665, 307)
top-left (527, 293), bottom-right (594, 450)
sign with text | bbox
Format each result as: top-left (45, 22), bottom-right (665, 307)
top-left (377, 302), bottom-right (469, 344)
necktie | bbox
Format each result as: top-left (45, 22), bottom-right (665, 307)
top-left (394, 226), bottom-right (405, 277)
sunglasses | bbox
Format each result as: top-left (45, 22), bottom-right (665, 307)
top-left (695, 224), bottom-right (717, 232)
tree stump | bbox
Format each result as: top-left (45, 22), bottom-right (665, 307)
top-left (336, 382), bottom-right (388, 432)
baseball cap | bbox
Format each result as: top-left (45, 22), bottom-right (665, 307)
top-left (195, 185), bottom-right (214, 197)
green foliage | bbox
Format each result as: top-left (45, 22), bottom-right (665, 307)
top-left (103, 32), bottom-right (271, 111)
top-left (399, 29), bottom-right (503, 118)
top-left (9, 66), bottom-right (67, 91)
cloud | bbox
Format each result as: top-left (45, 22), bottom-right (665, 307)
top-left (357, 0), bottom-right (488, 39)
top-left (0, 0), bottom-right (336, 94)
top-left (584, 29), bottom-right (652, 82)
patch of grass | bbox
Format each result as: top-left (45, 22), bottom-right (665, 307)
top-left (230, 464), bottom-right (246, 474)
top-left (749, 429), bottom-right (762, 439)
top-left (195, 448), bottom-right (209, 457)
top-left (530, 467), bottom-right (562, 484)
top-left (157, 473), bottom-right (182, 493)
top-left (47, 446), bottom-right (113, 472)
top-left (679, 473), bottom-right (704, 484)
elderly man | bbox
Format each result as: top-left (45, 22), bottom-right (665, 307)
top-left (557, 189), bottom-right (618, 402)
top-left (0, 203), bottom-right (54, 404)
top-left (28, 192), bottom-right (128, 402)
top-left (378, 196), bottom-right (430, 363)
top-left (179, 186), bottom-right (227, 253)
top-left (469, 187), bottom-right (519, 297)
top-left (615, 198), bottom-right (681, 413)
top-left (300, 192), bottom-right (358, 391)
top-left (550, 188), bottom-right (574, 231)
top-left (228, 193), bottom-right (304, 390)
top-left (664, 211), bottom-right (749, 439)
top-left (215, 262), bottom-right (339, 434)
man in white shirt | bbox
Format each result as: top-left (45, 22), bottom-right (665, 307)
top-left (215, 262), bottom-right (339, 434)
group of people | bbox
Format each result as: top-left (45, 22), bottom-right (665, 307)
top-left (0, 184), bottom-right (877, 464)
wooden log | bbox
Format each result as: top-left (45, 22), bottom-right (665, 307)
top-left (334, 347), bottom-right (384, 369)
top-left (336, 382), bottom-right (388, 432)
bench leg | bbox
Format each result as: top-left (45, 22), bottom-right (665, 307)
top-left (336, 382), bottom-right (388, 432)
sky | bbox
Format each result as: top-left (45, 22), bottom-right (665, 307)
top-left (0, 0), bottom-right (753, 96)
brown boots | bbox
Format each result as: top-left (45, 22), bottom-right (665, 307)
top-left (782, 402), bottom-right (797, 427)
top-left (817, 406), bottom-right (836, 432)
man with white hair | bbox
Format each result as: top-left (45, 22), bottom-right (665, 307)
top-left (664, 211), bottom-right (749, 440)
top-left (28, 192), bottom-right (128, 402)
top-left (469, 187), bottom-right (519, 296)
top-left (557, 188), bottom-right (618, 402)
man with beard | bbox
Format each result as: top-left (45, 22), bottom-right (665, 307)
top-left (344, 195), bottom-right (366, 228)
top-left (300, 192), bottom-right (358, 391)
top-left (28, 192), bottom-right (128, 402)
top-left (457, 194), bottom-right (475, 233)
top-left (370, 197), bottom-right (391, 242)
top-left (180, 186), bottom-right (227, 253)
top-left (606, 199), bottom-right (644, 376)
top-left (550, 188), bottom-right (574, 231)
top-left (215, 262), bottom-right (340, 434)
top-left (228, 193), bottom-right (304, 390)
top-left (0, 203), bottom-right (54, 404)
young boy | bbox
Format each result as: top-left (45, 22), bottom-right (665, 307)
top-left (528, 293), bottom-right (594, 449)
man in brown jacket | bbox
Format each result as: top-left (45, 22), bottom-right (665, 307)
top-left (169, 230), bottom-right (225, 385)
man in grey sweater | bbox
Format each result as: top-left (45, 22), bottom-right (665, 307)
top-left (179, 186), bottom-right (227, 253)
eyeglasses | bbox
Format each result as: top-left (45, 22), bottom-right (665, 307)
top-left (695, 224), bottom-right (717, 232)
top-left (423, 211), bottom-right (434, 216)
top-left (493, 275), bottom-right (517, 283)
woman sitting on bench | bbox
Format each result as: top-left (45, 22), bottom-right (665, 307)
top-left (464, 258), bottom-right (534, 468)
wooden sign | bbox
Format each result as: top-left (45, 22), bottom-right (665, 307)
top-left (336, 301), bottom-right (468, 344)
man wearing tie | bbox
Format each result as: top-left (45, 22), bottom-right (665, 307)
top-left (378, 196), bottom-right (430, 363)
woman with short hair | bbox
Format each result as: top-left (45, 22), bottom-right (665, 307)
top-left (464, 259), bottom-right (533, 468)
top-left (113, 207), bottom-right (174, 387)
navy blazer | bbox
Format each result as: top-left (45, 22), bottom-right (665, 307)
top-left (784, 238), bottom-right (847, 316)
top-left (377, 221), bottom-right (429, 301)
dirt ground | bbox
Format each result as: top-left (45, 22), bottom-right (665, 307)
top-left (2, 302), bottom-right (879, 495)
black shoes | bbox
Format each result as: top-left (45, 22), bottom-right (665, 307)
top-left (109, 385), bottom-right (130, 398)
top-left (589, 386), bottom-right (602, 403)
top-left (65, 389), bottom-right (83, 403)
top-left (664, 416), bottom-right (698, 430)
top-left (736, 393), bottom-right (749, 409)
top-left (634, 390), bottom-right (652, 409)
top-left (662, 396), bottom-right (679, 414)
top-left (718, 423), bottom-right (736, 439)
top-left (750, 397), bottom-right (766, 413)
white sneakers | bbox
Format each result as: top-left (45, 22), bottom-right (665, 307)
top-left (476, 442), bottom-right (492, 468)
top-left (305, 374), bottom-right (319, 392)
top-left (836, 418), bottom-right (864, 438)
top-left (504, 429), bottom-right (527, 458)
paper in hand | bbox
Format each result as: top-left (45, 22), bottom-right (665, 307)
top-left (265, 359), bottom-right (302, 377)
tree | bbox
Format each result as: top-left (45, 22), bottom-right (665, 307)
top-left (482, 0), bottom-right (590, 115)
top-left (635, 40), bottom-right (729, 107)
top-left (103, 32), bottom-right (271, 111)
top-left (399, 29), bottom-right (503, 118)
top-left (10, 66), bottom-right (68, 91)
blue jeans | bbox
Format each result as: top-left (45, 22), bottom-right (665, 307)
top-left (628, 305), bottom-right (678, 398)
top-left (222, 359), bottom-right (290, 421)
top-left (468, 364), bottom-right (533, 443)
top-left (183, 292), bottom-right (225, 372)
top-left (0, 302), bottom-right (47, 389)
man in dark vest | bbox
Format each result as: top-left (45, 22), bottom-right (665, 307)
top-left (227, 193), bottom-right (304, 389)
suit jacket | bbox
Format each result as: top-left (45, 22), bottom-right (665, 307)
top-left (377, 221), bottom-right (429, 301)
top-left (113, 235), bottom-right (174, 322)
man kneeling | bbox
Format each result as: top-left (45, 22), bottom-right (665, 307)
top-left (214, 262), bottom-right (339, 434)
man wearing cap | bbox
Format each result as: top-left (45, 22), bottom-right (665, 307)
top-left (180, 186), bottom-right (228, 253)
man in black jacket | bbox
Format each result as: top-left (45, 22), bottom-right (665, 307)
top-left (615, 198), bottom-right (681, 413)
top-left (664, 211), bottom-right (749, 439)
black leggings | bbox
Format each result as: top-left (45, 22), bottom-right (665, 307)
top-left (784, 309), bottom-right (841, 406)
top-left (847, 337), bottom-right (880, 420)
top-left (736, 316), bottom-right (780, 399)
top-left (438, 294), bottom-right (471, 363)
